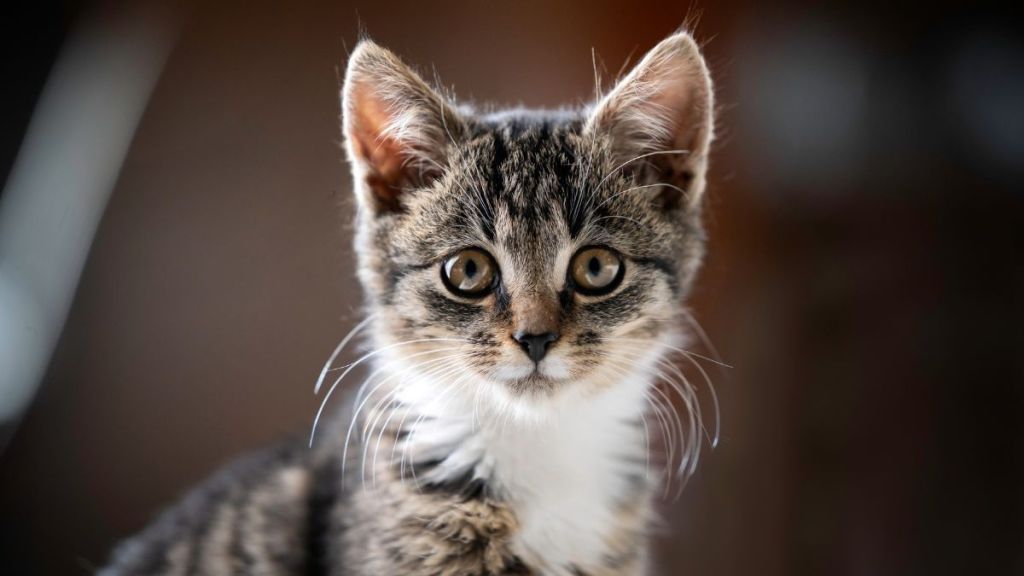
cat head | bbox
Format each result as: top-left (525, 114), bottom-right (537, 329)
top-left (341, 32), bottom-right (714, 417)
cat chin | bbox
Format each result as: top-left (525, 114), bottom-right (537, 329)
top-left (478, 370), bottom-right (650, 428)
top-left (487, 355), bottom-right (583, 399)
top-left (488, 364), bottom-right (638, 411)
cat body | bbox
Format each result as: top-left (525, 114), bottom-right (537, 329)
top-left (101, 31), bottom-right (715, 576)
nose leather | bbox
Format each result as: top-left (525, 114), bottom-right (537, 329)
top-left (513, 330), bottom-right (559, 363)
top-left (510, 290), bottom-right (561, 363)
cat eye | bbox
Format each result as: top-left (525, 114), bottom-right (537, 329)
top-left (570, 246), bottom-right (624, 295)
top-left (441, 248), bottom-right (498, 297)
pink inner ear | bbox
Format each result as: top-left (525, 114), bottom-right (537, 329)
top-left (655, 73), bottom-right (707, 152)
top-left (588, 33), bottom-right (713, 160)
top-left (360, 143), bottom-right (408, 213)
top-left (584, 34), bottom-right (714, 210)
top-left (348, 84), bottom-right (412, 212)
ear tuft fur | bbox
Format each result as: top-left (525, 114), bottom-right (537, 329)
top-left (586, 32), bottom-right (715, 209)
top-left (342, 41), bottom-right (463, 213)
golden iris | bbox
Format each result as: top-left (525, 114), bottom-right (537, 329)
top-left (570, 247), bottom-right (623, 295)
top-left (442, 249), bottom-right (497, 296)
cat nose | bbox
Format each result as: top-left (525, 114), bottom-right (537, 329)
top-left (513, 330), bottom-right (559, 363)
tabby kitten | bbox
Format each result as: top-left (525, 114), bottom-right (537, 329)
top-left (101, 30), bottom-right (716, 576)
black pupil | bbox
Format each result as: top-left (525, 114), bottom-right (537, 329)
top-left (588, 256), bottom-right (601, 276)
top-left (465, 258), bottom-right (478, 278)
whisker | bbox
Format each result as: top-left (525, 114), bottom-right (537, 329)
top-left (612, 343), bottom-right (707, 450)
top-left (604, 343), bottom-right (709, 496)
top-left (368, 356), bottom-right (473, 488)
top-left (620, 341), bottom-right (720, 449)
top-left (352, 340), bottom-right (464, 416)
top-left (333, 336), bottom-right (467, 377)
top-left (593, 215), bottom-right (646, 228)
top-left (337, 350), bottom-right (467, 483)
top-left (679, 309), bottom-right (726, 366)
top-left (668, 351), bottom-right (720, 449)
top-left (360, 350), bottom-right (471, 438)
top-left (314, 314), bottom-right (376, 394)
top-left (649, 378), bottom-right (685, 473)
top-left (400, 371), bottom-right (475, 491)
top-left (639, 407), bottom-right (652, 481)
top-left (310, 345), bottom-right (464, 449)
top-left (592, 148), bottom-right (691, 194)
top-left (594, 181), bottom-right (687, 212)
top-left (314, 338), bottom-right (467, 445)
top-left (601, 358), bottom-right (674, 495)
top-left (389, 367), bottom-right (468, 485)
top-left (607, 334), bottom-right (726, 449)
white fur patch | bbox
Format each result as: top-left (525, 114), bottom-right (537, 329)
top-left (378, 337), bottom-right (670, 575)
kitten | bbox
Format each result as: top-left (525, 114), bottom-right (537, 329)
top-left (101, 30), bottom-right (715, 576)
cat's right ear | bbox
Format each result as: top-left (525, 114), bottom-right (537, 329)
top-left (342, 41), bottom-right (463, 214)
top-left (585, 32), bottom-right (714, 211)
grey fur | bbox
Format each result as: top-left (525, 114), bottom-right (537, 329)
top-left (101, 31), bottom-right (715, 576)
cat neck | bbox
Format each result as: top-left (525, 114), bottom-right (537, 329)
top-left (380, 369), bottom-right (655, 573)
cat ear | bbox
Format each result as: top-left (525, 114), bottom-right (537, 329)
top-left (585, 32), bottom-right (714, 210)
top-left (342, 41), bottom-right (463, 214)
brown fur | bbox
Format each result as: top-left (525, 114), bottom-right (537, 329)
top-left (100, 30), bottom-right (715, 576)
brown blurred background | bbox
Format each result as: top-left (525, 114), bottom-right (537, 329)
top-left (1, 1), bottom-right (1022, 574)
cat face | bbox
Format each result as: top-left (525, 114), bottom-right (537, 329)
top-left (342, 33), bottom-right (714, 411)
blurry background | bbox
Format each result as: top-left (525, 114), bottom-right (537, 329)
top-left (1, 1), bottom-right (1021, 574)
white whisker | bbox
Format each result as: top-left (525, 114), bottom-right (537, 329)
top-left (314, 314), bottom-right (376, 394)
top-left (400, 371), bottom-right (475, 491)
top-left (390, 366), bottom-right (470, 485)
top-left (336, 349), bottom-right (467, 482)
top-left (592, 148), bottom-right (691, 194)
top-left (594, 181), bottom-right (687, 212)
top-left (311, 345), bottom-right (465, 449)
top-left (368, 356), bottom-right (473, 488)
top-left (604, 340), bottom-right (714, 498)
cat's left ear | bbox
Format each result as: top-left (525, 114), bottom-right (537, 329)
top-left (585, 32), bottom-right (714, 210)
top-left (342, 41), bottom-right (464, 214)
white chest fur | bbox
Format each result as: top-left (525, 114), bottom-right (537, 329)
top-left (392, 366), bottom-right (653, 576)
top-left (490, 381), bottom-right (650, 574)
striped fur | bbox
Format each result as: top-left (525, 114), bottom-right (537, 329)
top-left (101, 31), bottom-right (715, 576)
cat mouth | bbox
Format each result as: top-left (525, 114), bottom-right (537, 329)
top-left (488, 356), bottom-right (573, 392)
top-left (503, 372), bottom-right (562, 393)
top-left (497, 363), bottom-right (578, 393)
